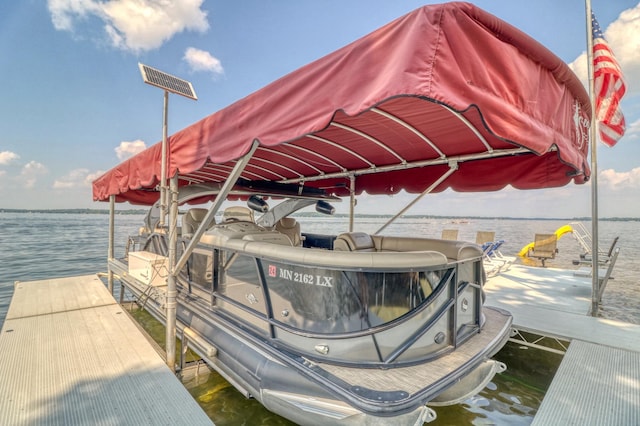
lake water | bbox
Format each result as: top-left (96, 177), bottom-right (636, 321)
top-left (1, 212), bottom-right (638, 425)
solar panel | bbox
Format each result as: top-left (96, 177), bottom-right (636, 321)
top-left (138, 63), bottom-right (197, 100)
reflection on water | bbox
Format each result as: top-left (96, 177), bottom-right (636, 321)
top-left (185, 371), bottom-right (296, 426)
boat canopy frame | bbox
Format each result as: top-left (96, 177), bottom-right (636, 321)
top-left (94, 2), bottom-right (591, 209)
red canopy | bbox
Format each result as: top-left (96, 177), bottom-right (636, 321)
top-left (93, 2), bottom-right (591, 205)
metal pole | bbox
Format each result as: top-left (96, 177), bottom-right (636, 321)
top-left (166, 173), bottom-right (179, 371)
top-left (349, 175), bottom-right (355, 232)
top-left (108, 195), bottom-right (115, 294)
top-left (176, 141), bottom-right (260, 272)
top-left (374, 162), bottom-right (458, 235)
top-left (585, 0), bottom-right (600, 316)
top-left (159, 90), bottom-right (169, 228)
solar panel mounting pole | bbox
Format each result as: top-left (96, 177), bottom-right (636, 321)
top-left (160, 90), bottom-right (169, 227)
top-left (139, 63), bottom-right (198, 227)
top-left (138, 63), bottom-right (197, 371)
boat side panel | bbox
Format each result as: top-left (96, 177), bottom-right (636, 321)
top-left (373, 280), bottom-right (454, 361)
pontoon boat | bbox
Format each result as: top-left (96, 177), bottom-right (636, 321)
top-left (93, 3), bottom-right (591, 424)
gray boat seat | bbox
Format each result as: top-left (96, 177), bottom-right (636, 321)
top-left (222, 206), bottom-right (255, 223)
top-left (182, 208), bottom-right (211, 237)
top-left (334, 232), bottom-right (376, 251)
top-left (275, 217), bottom-right (302, 246)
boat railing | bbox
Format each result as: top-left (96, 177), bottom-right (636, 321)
top-left (170, 225), bottom-right (485, 363)
top-left (118, 220), bottom-right (487, 361)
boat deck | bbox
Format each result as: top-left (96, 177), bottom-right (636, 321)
top-left (315, 306), bottom-right (511, 395)
top-left (0, 274), bottom-right (213, 425)
top-left (485, 264), bottom-right (640, 425)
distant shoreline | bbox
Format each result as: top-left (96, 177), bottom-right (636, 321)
top-left (1, 208), bottom-right (637, 221)
top-left (0, 208), bottom-right (145, 215)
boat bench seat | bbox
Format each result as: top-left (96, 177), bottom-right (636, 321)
top-left (182, 208), bottom-right (213, 237)
top-left (333, 232), bottom-right (481, 262)
top-left (333, 232), bottom-right (376, 252)
top-left (373, 235), bottom-right (482, 262)
top-left (200, 228), bottom-right (449, 269)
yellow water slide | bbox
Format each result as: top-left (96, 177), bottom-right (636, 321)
top-left (518, 224), bottom-right (573, 257)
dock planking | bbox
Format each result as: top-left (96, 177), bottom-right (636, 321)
top-left (0, 274), bottom-right (213, 425)
top-left (486, 264), bottom-right (640, 425)
top-left (531, 340), bottom-right (640, 426)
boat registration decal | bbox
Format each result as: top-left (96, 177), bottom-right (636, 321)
top-left (268, 264), bottom-right (333, 287)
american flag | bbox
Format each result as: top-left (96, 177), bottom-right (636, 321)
top-left (592, 12), bottom-right (626, 147)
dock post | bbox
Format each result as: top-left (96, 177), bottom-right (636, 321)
top-left (166, 173), bottom-right (179, 372)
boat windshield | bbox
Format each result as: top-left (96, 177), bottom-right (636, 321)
top-left (264, 261), bottom-right (449, 334)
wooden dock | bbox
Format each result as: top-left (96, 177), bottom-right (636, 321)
top-left (486, 264), bottom-right (640, 425)
top-left (0, 274), bottom-right (213, 425)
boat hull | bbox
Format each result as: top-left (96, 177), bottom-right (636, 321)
top-left (111, 256), bottom-right (511, 424)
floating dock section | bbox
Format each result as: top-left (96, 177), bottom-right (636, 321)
top-left (486, 264), bottom-right (640, 425)
top-left (0, 274), bottom-right (213, 425)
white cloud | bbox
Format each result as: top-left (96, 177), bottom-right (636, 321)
top-left (0, 151), bottom-right (20, 165)
top-left (599, 167), bottom-right (640, 190)
top-left (48, 0), bottom-right (100, 31)
top-left (86, 170), bottom-right (105, 182)
top-left (569, 3), bottom-right (640, 95)
top-left (115, 139), bottom-right (146, 160)
top-left (569, 51), bottom-right (588, 88)
top-left (20, 161), bottom-right (48, 189)
top-left (47, 0), bottom-right (209, 52)
top-left (184, 47), bottom-right (224, 76)
top-left (603, 4), bottom-right (640, 93)
top-left (52, 168), bottom-right (101, 189)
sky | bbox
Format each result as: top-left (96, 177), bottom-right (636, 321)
top-left (1, 0), bottom-right (640, 218)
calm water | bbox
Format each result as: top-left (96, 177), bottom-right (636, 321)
top-left (1, 212), bottom-right (638, 425)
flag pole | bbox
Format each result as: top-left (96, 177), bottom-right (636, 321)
top-left (585, 0), bottom-right (600, 316)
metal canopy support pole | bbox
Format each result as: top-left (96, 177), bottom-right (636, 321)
top-left (175, 140), bottom-right (260, 273)
top-left (585, 0), bottom-right (600, 316)
top-left (280, 148), bottom-right (529, 187)
top-left (349, 175), bottom-right (356, 232)
top-left (159, 90), bottom-right (169, 228)
top-left (374, 161), bottom-right (458, 235)
top-left (166, 173), bottom-right (179, 372)
top-left (108, 195), bottom-right (115, 294)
